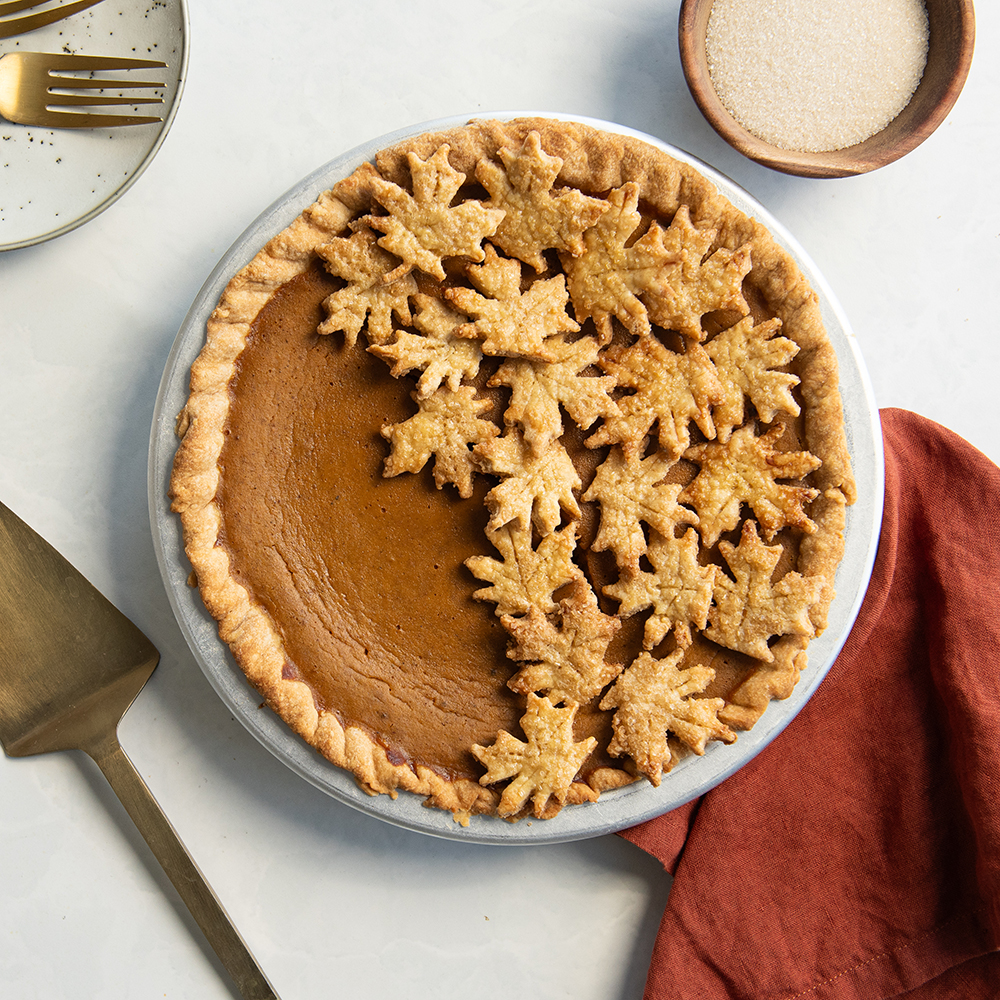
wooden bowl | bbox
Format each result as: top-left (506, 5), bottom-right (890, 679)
top-left (678, 0), bottom-right (976, 178)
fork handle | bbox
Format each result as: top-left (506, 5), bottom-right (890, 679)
top-left (86, 732), bottom-right (280, 1000)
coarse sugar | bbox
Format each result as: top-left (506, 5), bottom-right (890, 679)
top-left (706, 0), bottom-right (929, 153)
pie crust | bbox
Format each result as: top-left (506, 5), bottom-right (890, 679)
top-left (169, 118), bottom-right (855, 824)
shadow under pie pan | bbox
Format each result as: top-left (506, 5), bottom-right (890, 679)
top-left (149, 112), bottom-right (884, 845)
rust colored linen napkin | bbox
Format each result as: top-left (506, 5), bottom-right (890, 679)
top-left (620, 408), bottom-right (1000, 999)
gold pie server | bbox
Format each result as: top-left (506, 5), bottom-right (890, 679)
top-left (0, 499), bottom-right (279, 1000)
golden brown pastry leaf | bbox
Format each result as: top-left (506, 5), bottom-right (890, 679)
top-left (603, 527), bottom-right (718, 648)
top-left (489, 334), bottom-right (618, 455)
top-left (380, 385), bottom-right (498, 497)
top-left (475, 431), bottom-right (582, 536)
top-left (368, 144), bottom-right (504, 280)
top-left (472, 693), bottom-right (598, 818)
top-left (705, 520), bottom-right (824, 662)
top-left (586, 337), bottom-right (723, 460)
top-left (560, 182), bottom-right (675, 341)
top-left (465, 522), bottom-right (583, 617)
top-left (682, 423), bottom-right (822, 546)
top-left (582, 447), bottom-right (698, 571)
top-left (643, 206), bottom-right (752, 341)
top-left (706, 315), bottom-right (800, 439)
top-left (446, 246), bottom-right (580, 358)
top-left (368, 293), bottom-right (483, 398)
top-left (476, 130), bottom-right (609, 272)
top-left (316, 226), bottom-right (417, 346)
top-left (505, 579), bottom-right (623, 705)
top-left (599, 644), bottom-right (736, 786)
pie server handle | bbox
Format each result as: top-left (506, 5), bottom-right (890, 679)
top-left (88, 729), bottom-right (280, 999)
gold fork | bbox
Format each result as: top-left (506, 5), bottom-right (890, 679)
top-left (0, 0), bottom-right (106, 38)
top-left (0, 51), bottom-right (166, 127)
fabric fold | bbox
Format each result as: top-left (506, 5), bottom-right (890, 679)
top-left (621, 408), bottom-right (1000, 999)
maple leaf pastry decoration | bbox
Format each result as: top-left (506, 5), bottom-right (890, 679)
top-left (367, 144), bottom-right (505, 281)
top-left (368, 293), bottom-right (483, 399)
top-left (472, 693), bottom-right (598, 818)
top-left (316, 225), bottom-right (417, 346)
top-left (642, 205), bottom-right (752, 341)
top-left (504, 578), bottom-right (623, 705)
top-left (682, 423), bottom-right (822, 547)
top-left (585, 336), bottom-right (723, 460)
top-left (172, 118), bottom-right (856, 825)
top-left (599, 641), bottom-right (737, 786)
top-left (380, 384), bottom-right (498, 498)
top-left (603, 528), bottom-right (719, 649)
top-left (582, 447), bottom-right (699, 571)
top-left (465, 522), bottom-right (583, 618)
top-left (489, 334), bottom-right (618, 455)
top-left (706, 315), bottom-right (801, 440)
top-left (560, 182), bottom-right (674, 342)
top-left (446, 245), bottom-right (580, 359)
top-left (474, 430), bottom-right (582, 536)
top-left (705, 520), bottom-right (824, 661)
top-left (476, 130), bottom-right (609, 271)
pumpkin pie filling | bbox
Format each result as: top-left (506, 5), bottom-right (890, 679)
top-left (217, 265), bottom-right (521, 780)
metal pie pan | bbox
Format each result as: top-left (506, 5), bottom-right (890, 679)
top-left (149, 113), bottom-right (884, 845)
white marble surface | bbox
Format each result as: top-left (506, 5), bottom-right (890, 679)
top-left (0, 2), bottom-right (997, 998)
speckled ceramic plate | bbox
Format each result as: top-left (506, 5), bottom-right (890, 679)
top-left (0, 0), bottom-right (187, 252)
top-left (149, 113), bottom-right (884, 845)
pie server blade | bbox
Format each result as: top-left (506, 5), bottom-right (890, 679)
top-left (0, 499), bottom-right (279, 1000)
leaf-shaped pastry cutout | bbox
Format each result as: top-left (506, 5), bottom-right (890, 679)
top-left (586, 336), bottom-right (723, 460)
top-left (600, 643), bottom-right (735, 786)
top-left (582, 447), bottom-right (697, 571)
top-left (602, 528), bottom-right (718, 649)
top-left (643, 206), bottom-right (752, 341)
top-left (560, 182), bottom-right (672, 341)
top-left (465, 522), bottom-right (583, 617)
top-left (705, 520), bottom-right (824, 662)
top-left (472, 693), bottom-right (597, 818)
top-left (489, 334), bottom-right (617, 455)
top-left (317, 226), bottom-right (416, 346)
top-left (380, 385), bottom-right (498, 497)
top-left (682, 423), bottom-right (821, 546)
top-left (706, 315), bottom-right (800, 439)
top-left (368, 144), bottom-right (504, 280)
top-left (446, 246), bottom-right (580, 359)
top-left (369, 293), bottom-right (483, 398)
top-left (475, 431), bottom-right (582, 536)
top-left (477, 130), bottom-right (609, 271)
top-left (505, 579), bottom-right (623, 705)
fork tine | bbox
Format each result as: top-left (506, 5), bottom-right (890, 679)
top-left (40, 112), bottom-right (163, 127)
top-left (0, 0), bottom-right (106, 38)
top-left (46, 92), bottom-right (163, 106)
top-left (35, 53), bottom-right (167, 72)
top-left (0, 1), bottom-right (46, 14)
top-left (43, 55), bottom-right (166, 108)
top-left (48, 76), bottom-right (165, 90)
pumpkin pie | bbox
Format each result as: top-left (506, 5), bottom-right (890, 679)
top-left (169, 118), bottom-right (855, 825)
